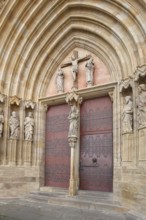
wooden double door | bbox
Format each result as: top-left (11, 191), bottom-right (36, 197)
top-left (45, 96), bottom-right (113, 192)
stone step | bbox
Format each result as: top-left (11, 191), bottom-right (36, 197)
top-left (25, 190), bottom-right (126, 212)
top-left (40, 186), bottom-right (68, 193)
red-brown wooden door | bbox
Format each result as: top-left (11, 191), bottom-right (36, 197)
top-left (80, 96), bottom-right (113, 192)
top-left (45, 104), bottom-right (70, 188)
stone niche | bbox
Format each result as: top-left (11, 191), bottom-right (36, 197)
top-left (46, 48), bottom-right (112, 96)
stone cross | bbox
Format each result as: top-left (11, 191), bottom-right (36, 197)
top-left (61, 50), bottom-right (91, 88)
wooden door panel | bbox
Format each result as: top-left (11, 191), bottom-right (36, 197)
top-left (80, 97), bottom-right (113, 192)
top-left (45, 104), bottom-right (70, 188)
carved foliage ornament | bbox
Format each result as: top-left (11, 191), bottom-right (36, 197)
top-left (25, 100), bottom-right (35, 109)
top-left (134, 65), bottom-right (146, 82)
top-left (10, 96), bottom-right (21, 106)
top-left (119, 77), bottom-right (133, 93)
top-left (66, 90), bottom-right (83, 106)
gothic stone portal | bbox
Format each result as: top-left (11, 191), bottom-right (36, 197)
top-left (80, 96), bottom-right (113, 192)
top-left (45, 104), bottom-right (70, 188)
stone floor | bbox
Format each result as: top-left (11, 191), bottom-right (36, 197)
top-left (0, 198), bottom-right (145, 220)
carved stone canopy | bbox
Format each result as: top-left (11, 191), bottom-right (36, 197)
top-left (119, 77), bottom-right (133, 93)
top-left (25, 100), bottom-right (35, 109)
top-left (134, 65), bottom-right (146, 82)
top-left (10, 96), bottom-right (21, 106)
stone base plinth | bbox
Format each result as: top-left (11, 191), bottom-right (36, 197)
top-left (138, 128), bottom-right (146, 161)
top-left (69, 179), bottom-right (78, 196)
top-left (8, 139), bottom-right (17, 166)
top-left (23, 141), bottom-right (32, 166)
top-left (122, 133), bottom-right (133, 162)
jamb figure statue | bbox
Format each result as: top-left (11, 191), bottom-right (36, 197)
top-left (122, 96), bottom-right (133, 134)
top-left (136, 84), bottom-right (146, 128)
top-left (24, 112), bottom-right (35, 141)
top-left (56, 68), bottom-right (64, 93)
top-left (0, 108), bottom-right (4, 138)
top-left (68, 105), bottom-right (79, 138)
top-left (85, 57), bottom-right (95, 87)
top-left (9, 111), bottom-right (20, 139)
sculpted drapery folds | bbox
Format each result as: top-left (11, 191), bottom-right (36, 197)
top-left (122, 96), bottom-right (133, 134)
top-left (9, 111), bottom-right (20, 139)
top-left (68, 105), bottom-right (79, 138)
top-left (24, 112), bottom-right (35, 141)
top-left (0, 109), bottom-right (4, 138)
top-left (56, 68), bottom-right (64, 93)
top-left (85, 57), bottom-right (95, 87)
top-left (136, 84), bottom-right (146, 128)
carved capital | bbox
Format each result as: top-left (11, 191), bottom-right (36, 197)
top-left (68, 136), bottom-right (77, 148)
top-left (25, 100), bottom-right (35, 109)
top-left (0, 92), bottom-right (6, 103)
top-left (66, 90), bottom-right (83, 106)
top-left (134, 65), bottom-right (146, 82)
top-left (119, 77), bottom-right (133, 93)
top-left (10, 96), bottom-right (21, 106)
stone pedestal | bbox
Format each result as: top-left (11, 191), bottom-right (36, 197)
top-left (8, 139), bottom-right (17, 166)
top-left (138, 128), bottom-right (146, 161)
top-left (23, 140), bottom-right (32, 166)
top-left (122, 133), bottom-right (133, 162)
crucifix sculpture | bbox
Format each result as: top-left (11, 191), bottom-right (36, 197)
top-left (61, 50), bottom-right (91, 89)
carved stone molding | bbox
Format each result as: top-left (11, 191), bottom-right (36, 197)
top-left (25, 100), bottom-right (35, 109)
top-left (119, 77), bottom-right (133, 93)
top-left (10, 96), bottom-right (21, 106)
top-left (0, 0), bottom-right (7, 12)
top-left (134, 65), bottom-right (146, 82)
top-left (0, 92), bottom-right (6, 103)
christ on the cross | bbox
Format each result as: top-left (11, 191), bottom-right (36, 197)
top-left (61, 50), bottom-right (91, 88)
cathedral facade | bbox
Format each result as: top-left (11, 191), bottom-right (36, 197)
top-left (0, 0), bottom-right (146, 215)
